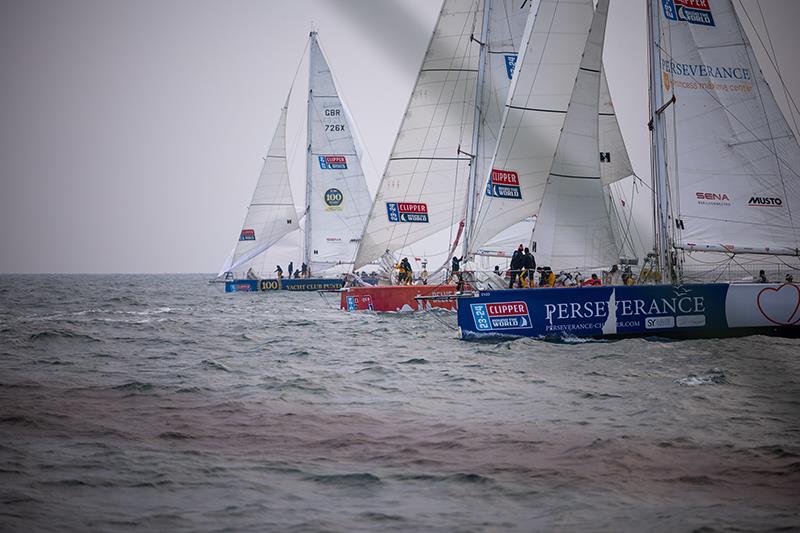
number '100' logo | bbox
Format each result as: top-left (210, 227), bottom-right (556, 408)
top-left (325, 188), bottom-right (343, 207)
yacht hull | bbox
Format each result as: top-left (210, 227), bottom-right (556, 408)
top-left (225, 278), bottom-right (344, 292)
top-left (340, 285), bottom-right (461, 312)
top-left (457, 283), bottom-right (800, 340)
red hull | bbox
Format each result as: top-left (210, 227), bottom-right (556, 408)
top-left (340, 285), bottom-right (460, 312)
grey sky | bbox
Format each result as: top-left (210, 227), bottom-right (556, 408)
top-left (1, 0), bottom-right (798, 273)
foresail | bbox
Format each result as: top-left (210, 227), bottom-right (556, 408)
top-left (657, 0), bottom-right (800, 255)
top-left (307, 34), bottom-right (374, 273)
top-left (532, 0), bottom-right (619, 271)
top-left (599, 67), bottom-right (634, 186)
top-left (468, 0), bottom-right (594, 256)
top-left (221, 106), bottom-right (299, 276)
top-left (353, 0), bottom-right (483, 270)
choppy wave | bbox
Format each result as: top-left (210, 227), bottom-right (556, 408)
top-left (1, 274), bottom-right (799, 532)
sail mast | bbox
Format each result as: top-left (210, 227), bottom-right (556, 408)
top-left (462, 0), bottom-right (491, 259)
top-left (647, 0), bottom-right (674, 283)
top-left (304, 31), bottom-right (316, 270)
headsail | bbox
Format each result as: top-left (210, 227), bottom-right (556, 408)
top-left (655, 0), bottom-right (800, 256)
top-left (219, 105), bottom-right (299, 277)
top-left (467, 0), bottom-right (595, 256)
top-left (353, 0), bottom-right (483, 270)
top-left (306, 33), bottom-right (374, 273)
top-left (529, 0), bottom-right (620, 270)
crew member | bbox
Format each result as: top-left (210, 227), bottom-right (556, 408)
top-left (449, 255), bottom-right (462, 283)
top-left (509, 244), bottom-right (524, 288)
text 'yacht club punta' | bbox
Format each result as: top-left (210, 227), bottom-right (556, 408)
top-left (218, 0), bottom-right (800, 340)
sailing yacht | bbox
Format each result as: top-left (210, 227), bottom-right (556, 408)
top-left (457, 0), bottom-right (800, 339)
top-left (217, 32), bottom-right (373, 292)
top-left (341, 0), bottom-right (535, 311)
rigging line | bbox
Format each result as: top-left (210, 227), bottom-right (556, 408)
top-left (736, 0), bottom-right (800, 132)
top-left (732, 5), bottom-right (797, 249)
top-left (286, 37), bottom-right (311, 108)
top-left (389, 156), bottom-right (472, 161)
top-left (616, 181), bottom-right (638, 259)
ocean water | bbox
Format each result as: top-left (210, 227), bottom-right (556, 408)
top-left (1, 274), bottom-right (799, 532)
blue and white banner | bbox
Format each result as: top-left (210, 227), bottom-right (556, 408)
top-left (458, 283), bottom-right (799, 338)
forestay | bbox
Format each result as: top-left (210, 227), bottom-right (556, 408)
top-left (307, 34), bottom-right (373, 273)
top-left (657, 0), bottom-right (800, 255)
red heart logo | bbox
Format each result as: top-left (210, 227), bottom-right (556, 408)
top-left (756, 284), bottom-right (800, 325)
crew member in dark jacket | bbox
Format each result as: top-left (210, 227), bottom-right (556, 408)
top-left (449, 255), bottom-right (462, 283)
top-left (509, 244), bottom-right (524, 288)
top-left (521, 247), bottom-right (536, 287)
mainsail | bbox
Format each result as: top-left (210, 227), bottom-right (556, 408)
top-left (219, 104), bottom-right (299, 277)
top-left (654, 0), bottom-right (800, 257)
top-left (353, 0), bottom-right (483, 270)
top-left (353, 0), bottom-right (534, 271)
top-left (306, 33), bottom-right (373, 273)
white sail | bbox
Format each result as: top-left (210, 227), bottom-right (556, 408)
top-left (353, 0), bottom-right (483, 270)
top-left (599, 67), bottom-right (634, 186)
top-left (656, 0), bottom-right (800, 256)
top-left (466, 0), bottom-right (534, 245)
top-left (475, 216), bottom-right (536, 257)
top-left (219, 105), bottom-right (300, 276)
top-left (306, 33), bottom-right (374, 273)
top-left (468, 0), bottom-right (595, 256)
top-left (530, 0), bottom-right (620, 270)
top-left (599, 64), bottom-right (644, 263)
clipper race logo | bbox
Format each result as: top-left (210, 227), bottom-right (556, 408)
top-left (486, 169), bottom-right (522, 199)
top-left (386, 202), bottom-right (429, 223)
top-left (239, 229), bottom-right (256, 241)
top-left (662, 0), bottom-right (715, 26)
top-left (318, 155), bottom-right (348, 170)
top-left (504, 55), bottom-right (517, 80)
top-left (471, 301), bottom-right (532, 331)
